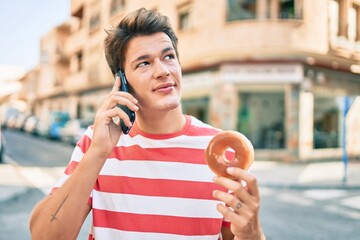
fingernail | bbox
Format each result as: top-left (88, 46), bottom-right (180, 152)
top-left (227, 167), bottom-right (235, 173)
top-left (212, 190), bottom-right (217, 197)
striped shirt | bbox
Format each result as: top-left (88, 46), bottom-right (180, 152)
top-left (54, 115), bottom-right (231, 240)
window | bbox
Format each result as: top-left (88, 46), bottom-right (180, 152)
top-left (355, 4), bottom-right (360, 42)
top-left (329, 0), bottom-right (360, 49)
top-left (177, 3), bottom-right (192, 30)
top-left (313, 96), bottom-right (341, 149)
top-left (110, 0), bottom-right (125, 15)
top-left (279, 0), bottom-right (295, 19)
top-left (227, 0), bottom-right (257, 21)
top-left (266, 0), bottom-right (302, 19)
top-left (354, 4), bottom-right (360, 42)
top-left (329, 0), bottom-right (340, 39)
top-left (348, 5), bottom-right (357, 42)
top-left (89, 1), bottom-right (100, 29)
top-left (237, 92), bottom-right (285, 149)
top-left (40, 50), bottom-right (49, 65)
top-left (76, 51), bottom-right (83, 72)
top-left (182, 98), bottom-right (209, 123)
top-left (179, 11), bottom-right (190, 30)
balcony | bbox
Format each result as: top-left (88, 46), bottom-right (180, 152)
top-left (66, 28), bottom-right (87, 54)
top-left (71, 0), bottom-right (84, 17)
top-left (178, 19), bottom-right (329, 70)
top-left (65, 71), bottom-right (88, 93)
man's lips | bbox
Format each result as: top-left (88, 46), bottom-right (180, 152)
top-left (153, 83), bottom-right (175, 91)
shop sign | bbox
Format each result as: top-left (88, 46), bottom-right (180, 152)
top-left (182, 71), bottom-right (217, 92)
top-left (221, 63), bottom-right (303, 84)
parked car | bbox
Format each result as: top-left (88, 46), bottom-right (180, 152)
top-left (23, 115), bottom-right (39, 135)
top-left (35, 111), bottom-right (70, 139)
top-left (14, 113), bottom-right (30, 131)
top-left (49, 111), bottom-right (70, 139)
top-left (59, 119), bottom-right (93, 145)
top-left (35, 116), bottom-right (50, 138)
top-left (0, 124), bottom-right (4, 163)
top-left (5, 114), bottom-right (18, 129)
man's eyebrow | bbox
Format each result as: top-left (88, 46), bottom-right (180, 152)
top-left (131, 47), bottom-right (175, 65)
top-left (131, 54), bottom-right (150, 65)
top-left (162, 47), bottom-right (175, 54)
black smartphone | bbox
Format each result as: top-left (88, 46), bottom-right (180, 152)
top-left (117, 70), bottom-right (136, 134)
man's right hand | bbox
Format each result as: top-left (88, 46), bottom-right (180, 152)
top-left (88, 76), bottom-right (139, 158)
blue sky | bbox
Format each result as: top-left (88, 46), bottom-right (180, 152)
top-left (0, 0), bottom-right (70, 72)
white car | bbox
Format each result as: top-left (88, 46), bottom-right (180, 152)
top-left (59, 119), bottom-right (93, 145)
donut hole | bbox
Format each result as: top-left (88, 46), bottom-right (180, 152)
top-left (223, 148), bottom-right (236, 163)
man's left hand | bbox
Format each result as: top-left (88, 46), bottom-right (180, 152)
top-left (213, 167), bottom-right (264, 240)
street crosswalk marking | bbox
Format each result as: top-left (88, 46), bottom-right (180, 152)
top-left (3, 155), bottom-right (65, 195)
top-left (324, 205), bottom-right (360, 220)
top-left (17, 166), bottom-right (64, 195)
top-left (341, 196), bottom-right (360, 210)
top-left (277, 192), bottom-right (314, 206)
top-left (303, 189), bottom-right (347, 200)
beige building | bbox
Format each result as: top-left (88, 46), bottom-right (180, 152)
top-left (19, 0), bottom-right (360, 161)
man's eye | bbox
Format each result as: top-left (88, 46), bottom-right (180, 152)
top-left (137, 62), bottom-right (149, 68)
top-left (164, 54), bottom-right (175, 60)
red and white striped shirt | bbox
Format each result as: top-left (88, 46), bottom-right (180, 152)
top-left (54, 115), bottom-right (231, 240)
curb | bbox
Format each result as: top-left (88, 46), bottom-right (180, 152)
top-left (260, 183), bottom-right (360, 190)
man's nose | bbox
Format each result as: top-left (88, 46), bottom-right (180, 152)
top-left (153, 60), bottom-right (170, 79)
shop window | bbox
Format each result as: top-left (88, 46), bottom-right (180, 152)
top-left (237, 92), bottom-right (285, 149)
top-left (227, 0), bottom-right (257, 21)
top-left (182, 97), bottom-right (209, 123)
top-left (313, 96), bottom-right (341, 149)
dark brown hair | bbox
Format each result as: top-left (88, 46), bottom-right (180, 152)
top-left (104, 8), bottom-right (179, 75)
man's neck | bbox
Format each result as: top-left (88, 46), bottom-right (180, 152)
top-left (135, 107), bottom-right (186, 135)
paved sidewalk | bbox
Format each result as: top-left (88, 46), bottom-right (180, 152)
top-left (250, 160), bottom-right (360, 189)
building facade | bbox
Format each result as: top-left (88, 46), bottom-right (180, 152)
top-left (19, 0), bottom-right (360, 161)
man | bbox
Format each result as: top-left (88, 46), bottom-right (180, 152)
top-left (30, 8), bottom-right (265, 240)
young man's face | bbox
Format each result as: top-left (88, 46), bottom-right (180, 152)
top-left (123, 32), bottom-right (182, 115)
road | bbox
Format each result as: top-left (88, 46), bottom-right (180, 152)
top-left (1, 129), bottom-right (360, 239)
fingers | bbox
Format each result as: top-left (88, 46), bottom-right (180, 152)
top-left (112, 75), bottom-right (121, 92)
top-left (96, 107), bottom-right (133, 128)
top-left (212, 168), bottom-right (260, 211)
top-left (213, 189), bottom-right (247, 213)
top-left (213, 167), bottom-right (263, 238)
top-left (94, 77), bottom-right (138, 133)
top-left (226, 167), bottom-right (260, 199)
top-left (99, 77), bottom-right (138, 113)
